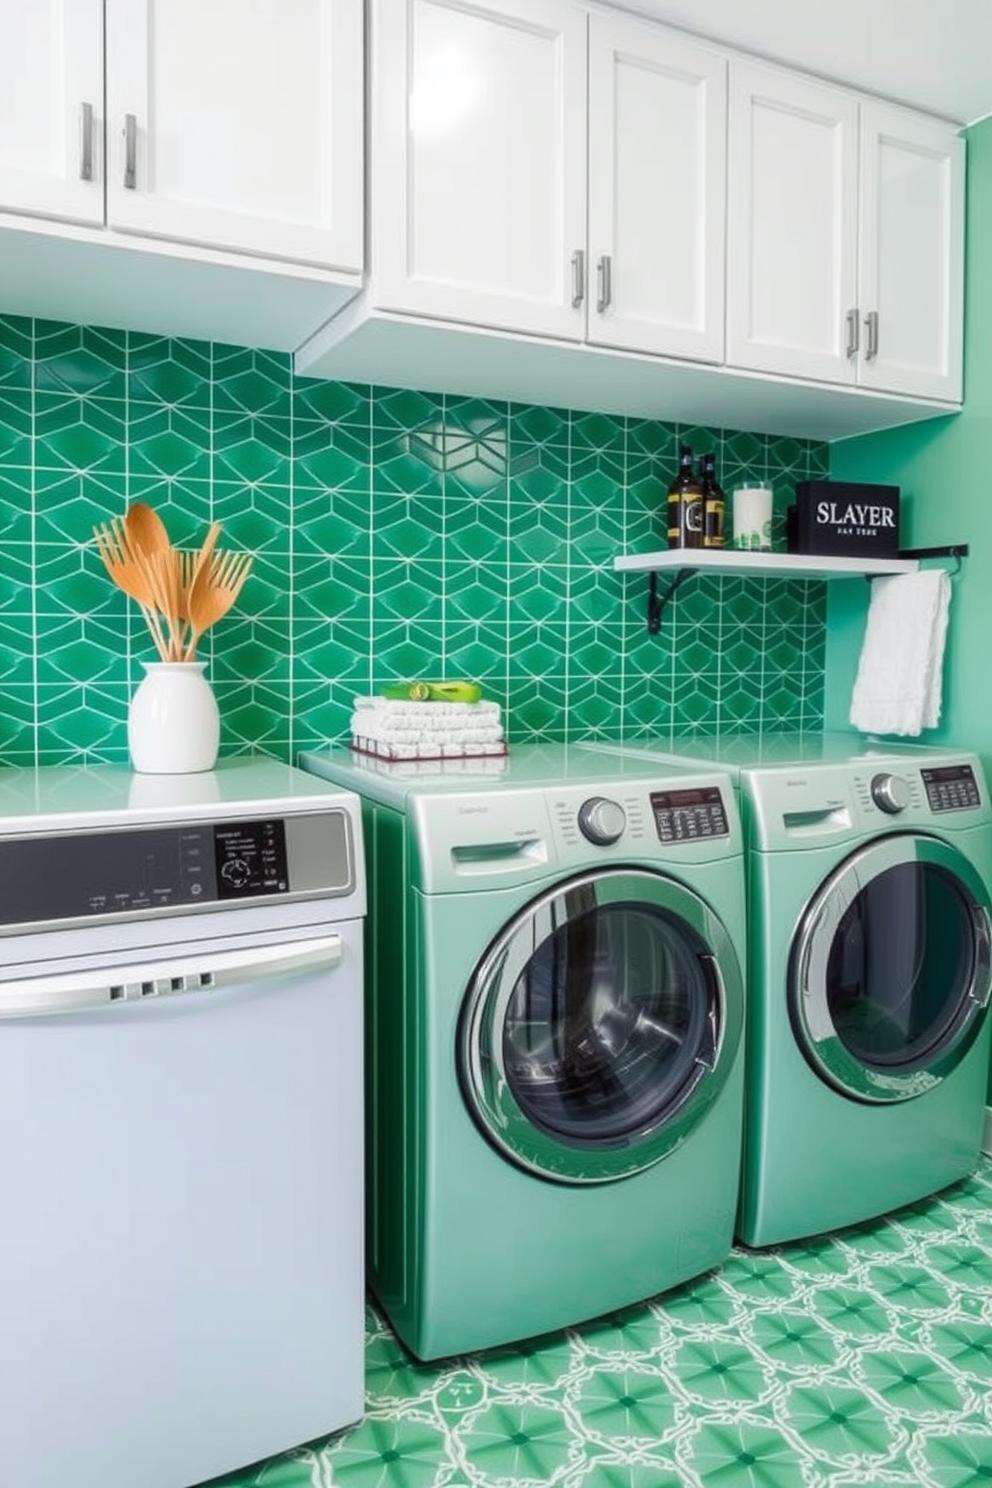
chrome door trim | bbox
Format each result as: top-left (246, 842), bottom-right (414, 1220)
top-left (458, 867), bottom-right (744, 1185)
top-left (789, 833), bottom-right (992, 1103)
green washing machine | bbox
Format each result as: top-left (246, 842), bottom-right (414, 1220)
top-left (582, 734), bottom-right (992, 1248)
top-left (300, 743), bottom-right (746, 1360)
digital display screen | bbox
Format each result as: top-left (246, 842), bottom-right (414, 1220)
top-left (651, 786), bottom-right (724, 810)
top-left (921, 766), bottom-right (973, 784)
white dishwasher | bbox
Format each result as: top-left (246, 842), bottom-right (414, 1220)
top-left (0, 757), bottom-right (366, 1488)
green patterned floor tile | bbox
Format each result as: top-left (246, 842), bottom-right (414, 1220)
top-left (207, 1162), bottom-right (992, 1488)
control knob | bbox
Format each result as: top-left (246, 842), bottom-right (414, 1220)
top-left (870, 772), bottom-right (911, 814)
top-left (577, 796), bottom-right (626, 846)
top-left (220, 857), bottom-right (252, 888)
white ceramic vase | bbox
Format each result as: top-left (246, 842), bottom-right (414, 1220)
top-left (127, 662), bottom-right (220, 775)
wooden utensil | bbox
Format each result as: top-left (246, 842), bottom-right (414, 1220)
top-left (183, 549), bottom-right (254, 661)
top-left (93, 518), bottom-right (171, 660)
top-left (125, 501), bottom-right (171, 560)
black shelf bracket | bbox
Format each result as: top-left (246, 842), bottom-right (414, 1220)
top-left (900, 543), bottom-right (969, 572)
top-left (865, 544), bottom-right (969, 579)
top-left (648, 568), bottom-right (692, 633)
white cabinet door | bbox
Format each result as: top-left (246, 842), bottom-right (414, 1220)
top-left (371, 0), bottom-right (587, 339)
top-left (0, 0), bottom-right (103, 225)
top-left (105, 0), bottom-right (363, 272)
top-left (858, 103), bottom-right (964, 402)
top-left (727, 61), bottom-right (859, 384)
top-left (587, 14), bottom-right (725, 363)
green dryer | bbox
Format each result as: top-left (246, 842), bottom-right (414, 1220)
top-left (300, 743), bottom-right (746, 1360)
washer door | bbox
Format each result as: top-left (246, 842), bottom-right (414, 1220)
top-left (790, 834), bottom-right (992, 1103)
top-left (458, 867), bottom-right (744, 1185)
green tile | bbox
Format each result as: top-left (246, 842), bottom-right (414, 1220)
top-left (294, 484), bottom-right (372, 559)
top-left (295, 375), bottom-right (371, 425)
top-left (213, 348), bottom-right (292, 418)
top-left (0, 473), bottom-right (32, 544)
top-left (211, 484), bottom-right (292, 556)
top-left (294, 423), bottom-right (372, 489)
top-left (0, 614), bottom-right (35, 684)
top-left (509, 567), bottom-right (567, 625)
top-left (126, 405), bottom-right (211, 481)
top-left (371, 620), bottom-right (442, 681)
top-left (127, 334), bottom-right (212, 407)
top-left (371, 494), bottom-right (443, 561)
top-left (507, 402), bottom-right (570, 447)
top-left (0, 315), bottom-right (829, 770)
top-left (35, 469), bottom-right (128, 546)
top-left (293, 555), bottom-right (372, 625)
top-left (34, 324), bottom-right (127, 398)
top-left (0, 390), bottom-right (31, 465)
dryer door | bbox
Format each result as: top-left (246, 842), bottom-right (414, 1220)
top-left (458, 867), bottom-right (744, 1185)
top-left (790, 834), bottom-right (992, 1103)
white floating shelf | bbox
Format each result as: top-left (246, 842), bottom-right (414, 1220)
top-left (613, 550), bottom-right (920, 581)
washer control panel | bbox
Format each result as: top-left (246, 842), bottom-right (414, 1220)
top-left (0, 810), bottom-right (353, 929)
top-left (921, 763), bottom-right (982, 812)
top-left (650, 785), bottom-right (730, 842)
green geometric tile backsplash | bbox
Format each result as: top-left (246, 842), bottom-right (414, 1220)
top-left (0, 315), bottom-right (829, 766)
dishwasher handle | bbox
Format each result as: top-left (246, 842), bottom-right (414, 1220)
top-left (0, 934), bottom-right (344, 1020)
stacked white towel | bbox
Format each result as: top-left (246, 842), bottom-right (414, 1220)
top-left (350, 696), bottom-right (506, 759)
top-left (849, 569), bottom-right (951, 737)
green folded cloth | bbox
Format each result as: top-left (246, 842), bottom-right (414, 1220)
top-left (381, 681), bottom-right (483, 703)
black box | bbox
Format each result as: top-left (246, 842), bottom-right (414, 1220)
top-left (792, 480), bottom-right (900, 557)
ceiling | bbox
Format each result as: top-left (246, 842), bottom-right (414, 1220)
top-left (610, 0), bottom-right (992, 126)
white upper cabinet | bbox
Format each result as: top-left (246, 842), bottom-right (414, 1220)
top-left (727, 60), bottom-right (963, 403)
top-left (727, 63), bottom-right (859, 384)
top-left (587, 14), bottom-right (725, 362)
top-left (370, 0), bottom-right (725, 359)
top-left (0, 0), bottom-right (363, 274)
top-left (0, 0), bottom-right (104, 226)
top-left (857, 103), bottom-right (964, 401)
top-left (105, 0), bottom-right (363, 271)
top-left (372, 0), bottom-right (587, 339)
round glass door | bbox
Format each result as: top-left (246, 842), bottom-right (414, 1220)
top-left (790, 835), bottom-right (992, 1103)
top-left (458, 868), bottom-right (744, 1185)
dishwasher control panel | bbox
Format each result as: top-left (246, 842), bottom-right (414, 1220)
top-left (0, 810), bottom-right (354, 929)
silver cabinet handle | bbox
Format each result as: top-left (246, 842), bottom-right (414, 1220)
top-left (865, 309), bottom-right (879, 361)
top-left (79, 101), bottom-right (94, 181)
top-left (570, 248), bottom-right (585, 309)
top-left (123, 112), bottom-right (137, 189)
top-left (845, 307), bottom-right (860, 358)
top-left (596, 254), bottom-right (612, 313)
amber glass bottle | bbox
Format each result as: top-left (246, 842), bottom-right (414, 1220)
top-left (666, 444), bottom-right (703, 548)
top-left (700, 452), bottom-right (726, 549)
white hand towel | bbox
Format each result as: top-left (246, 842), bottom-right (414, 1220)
top-left (353, 697), bottom-right (502, 723)
top-left (849, 569), bottom-right (951, 736)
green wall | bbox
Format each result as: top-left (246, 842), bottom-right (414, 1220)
top-left (0, 314), bottom-right (828, 766)
top-left (826, 115), bottom-right (992, 765)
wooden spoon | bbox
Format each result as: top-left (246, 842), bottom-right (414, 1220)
top-left (125, 501), bottom-right (171, 559)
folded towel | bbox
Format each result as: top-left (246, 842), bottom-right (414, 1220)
top-left (849, 569), bottom-right (951, 736)
top-left (351, 735), bottom-right (507, 761)
top-left (353, 696), bottom-right (502, 723)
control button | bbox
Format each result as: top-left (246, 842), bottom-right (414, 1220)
top-left (220, 857), bottom-right (252, 889)
top-left (577, 796), bottom-right (626, 846)
top-left (870, 773), bottom-right (911, 814)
